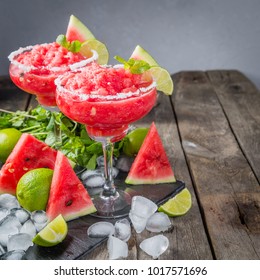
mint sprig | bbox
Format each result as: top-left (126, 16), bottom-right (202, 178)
top-left (114, 55), bottom-right (151, 74)
top-left (56, 34), bottom-right (82, 53)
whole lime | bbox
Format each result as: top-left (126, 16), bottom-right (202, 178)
top-left (16, 168), bottom-right (53, 212)
top-left (0, 128), bottom-right (22, 162)
top-left (123, 127), bottom-right (149, 157)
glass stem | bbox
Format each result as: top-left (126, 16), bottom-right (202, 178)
top-left (52, 112), bottom-right (62, 149)
top-left (102, 139), bottom-right (117, 197)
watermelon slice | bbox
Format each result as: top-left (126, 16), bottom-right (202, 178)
top-left (0, 133), bottom-right (57, 195)
top-left (130, 45), bottom-right (159, 66)
top-left (66, 14), bottom-right (95, 42)
top-left (46, 151), bottom-right (96, 221)
top-left (125, 122), bottom-right (176, 184)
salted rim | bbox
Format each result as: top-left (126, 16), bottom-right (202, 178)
top-left (55, 67), bottom-right (157, 101)
top-left (8, 43), bottom-right (98, 73)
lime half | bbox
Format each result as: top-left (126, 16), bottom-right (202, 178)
top-left (33, 214), bottom-right (68, 247)
top-left (158, 188), bottom-right (192, 216)
top-left (80, 39), bottom-right (109, 65)
top-left (149, 66), bottom-right (174, 95)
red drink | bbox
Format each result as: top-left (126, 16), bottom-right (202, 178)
top-left (56, 62), bottom-right (157, 141)
top-left (8, 43), bottom-right (97, 106)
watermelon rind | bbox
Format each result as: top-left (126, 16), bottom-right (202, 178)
top-left (46, 151), bottom-right (96, 221)
top-left (125, 122), bottom-right (176, 185)
top-left (130, 45), bottom-right (159, 67)
top-left (66, 14), bottom-right (95, 42)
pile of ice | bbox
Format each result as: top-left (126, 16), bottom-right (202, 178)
top-left (87, 196), bottom-right (172, 260)
top-left (0, 193), bottom-right (48, 260)
top-left (80, 155), bottom-right (133, 188)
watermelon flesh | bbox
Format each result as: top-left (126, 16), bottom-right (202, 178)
top-left (125, 122), bottom-right (176, 184)
top-left (66, 15), bottom-right (95, 42)
top-left (46, 151), bottom-right (96, 221)
top-left (0, 133), bottom-right (57, 195)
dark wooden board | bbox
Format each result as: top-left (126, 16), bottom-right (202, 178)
top-left (172, 71), bottom-right (260, 259)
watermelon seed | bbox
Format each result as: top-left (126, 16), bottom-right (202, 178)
top-left (65, 200), bottom-right (73, 207)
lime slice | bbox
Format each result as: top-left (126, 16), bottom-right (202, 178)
top-left (0, 128), bottom-right (22, 162)
top-left (123, 127), bottom-right (149, 156)
top-left (130, 45), bottom-right (159, 66)
top-left (33, 214), bottom-right (68, 247)
top-left (158, 188), bottom-right (192, 216)
top-left (149, 66), bottom-right (174, 95)
top-left (80, 39), bottom-right (109, 65)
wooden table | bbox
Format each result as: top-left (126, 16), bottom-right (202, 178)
top-left (0, 70), bottom-right (260, 260)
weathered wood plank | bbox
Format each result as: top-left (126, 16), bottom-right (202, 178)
top-left (172, 71), bottom-right (260, 259)
top-left (0, 76), bottom-right (30, 111)
top-left (207, 70), bottom-right (260, 183)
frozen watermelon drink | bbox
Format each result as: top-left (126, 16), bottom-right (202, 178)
top-left (55, 62), bottom-right (157, 217)
top-left (8, 15), bottom-right (109, 149)
top-left (8, 42), bottom-right (98, 107)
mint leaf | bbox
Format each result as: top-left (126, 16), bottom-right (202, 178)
top-left (69, 40), bottom-right (82, 53)
top-left (56, 34), bottom-right (82, 53)
top-left (114, 56), bottom-right (151, 74)
top-left (56, 34), bottom-right (69, 49)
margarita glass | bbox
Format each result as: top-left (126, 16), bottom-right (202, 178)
top-left (55, 62), bottom-right (157, 217)
top-left (8, 42), bottom-right (98, 147)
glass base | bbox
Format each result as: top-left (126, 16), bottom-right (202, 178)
top-left (90, 190), bottom-right (132, 219)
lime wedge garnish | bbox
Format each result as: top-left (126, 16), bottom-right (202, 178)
top-left (32, 214), bottom-right (68, 247)
top-left (149, 66), bottom-right (174, 95)
top-left (158, 188), bottom-right (192, 216)
top-left (80, 39), bottom-right (109, 65)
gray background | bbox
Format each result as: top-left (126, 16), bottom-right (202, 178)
top-left (1, 0), bottom-right (260, 89)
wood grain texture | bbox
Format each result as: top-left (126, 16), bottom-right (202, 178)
top-left (172, 71), bottom-right (260, 259)
top-left (207, 70), bottom-right (260, 183)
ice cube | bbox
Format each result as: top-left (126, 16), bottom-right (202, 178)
top-left (0, 249), bottom-right (26, 260)
top-left (10, 208), bottom-right (30, 224)
top-left (0, 214), bottom-right (22, 230)
top-left (31, 210), bottom-right (48, 232)
top-left (114, 218), bottom-right (131, 242)
top-left (7, 233), bottom-right (33, 252)
top-left (0, 208), bottom-right (9, 223)
top-left (116, 156), bottom-right (134, 172)
top-left (0, 226), bottom-right (19, 247)
top-left (20, 219), bottom-right (36, 239)
top-left (0, 194), bottom-right (20, 209)
top-left (107, 235), bottom-right (128, 260)
top-left (96, 156), bottom-right (105, 167)
top-left (87, 222), bottom-right (115, 238)
top-left (146, 212), bottom-right (172, 232)
top-left (84, 175), bottom-right (105, 188)
top-left (0, 244), bottom-right (5, 256)
top-left (129, 210), bottom-right (147, 233)
top-left (131, 196), bottom-right (157, 219)
top-left (139, 234), bottom-right (169, 259)
top-left (81, 169), bottom-right (103, 181)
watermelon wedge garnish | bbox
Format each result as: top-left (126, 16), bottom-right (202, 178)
top-left (66, 15), bottom-right (95, 42)
top-left (46, 151), bottom-right (96, 221)
top-left (0, 133), bottom-right (57, 195)
top-left (125, 122), bottom-right (176, 184)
